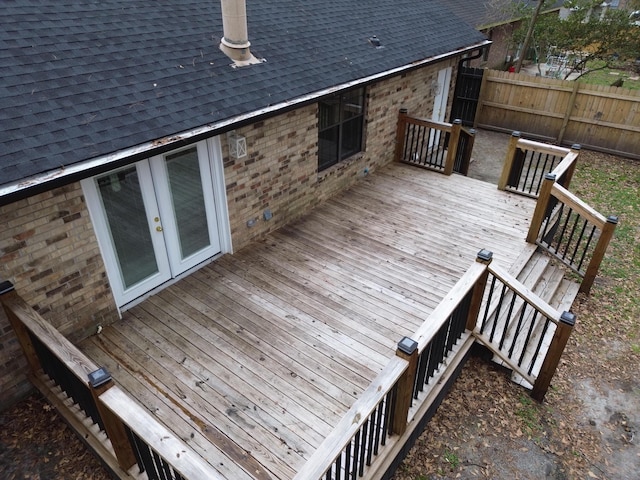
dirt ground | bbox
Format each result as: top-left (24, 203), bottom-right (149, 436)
top-left (0, 130), bottom-right (638, 479)
top-left (392, 131), bottom-right (640, 480)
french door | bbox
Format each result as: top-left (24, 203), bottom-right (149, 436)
top-left (429, 66), bottom-right (453, 150)
top-left (83, 141), bottom-right (224, 306)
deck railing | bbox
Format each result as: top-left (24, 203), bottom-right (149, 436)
top-left (498, 132), bottom-right (580, 197)
top-left (498, 134), bottom-right (618, 295)
top-left (0, 281), bottom-right (222, 480)
top-left (395, 109), bottom-right (475, 175)
top-left (527, 174), bottom-right (618, 295)
top-left (474, 263), bottom-right (576, 401)
top-left (295, 248), bottom-right (571, 479)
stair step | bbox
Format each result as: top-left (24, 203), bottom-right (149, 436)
top-left (508, 243), bottom-right (539, 277)
top-left (476, 250), bottom-right (582, 390)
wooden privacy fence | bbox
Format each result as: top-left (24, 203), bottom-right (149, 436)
top-left (0, 281), bottom-right (223, 480)
top-left (475, 70), bottom-right (640, 159)
top-left (295, 250), bottom-right (574, 480)
top-left (395, 109), bottom-right (475, 175)
top-left (498, 134), bottom-right (618, 295)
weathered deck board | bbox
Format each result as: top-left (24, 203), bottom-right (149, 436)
top-left (80, 164), bottom-right (536, 479)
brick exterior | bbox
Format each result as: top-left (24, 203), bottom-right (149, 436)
top-left (225, 59), bottom-right (455, 251)
top-left (0, 58), bottom-right (456, 409)
top-left (0, 184), bottom-right (117, 409)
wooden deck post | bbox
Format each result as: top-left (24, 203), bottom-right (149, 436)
top-left (531, 312), bottom-right (576, 402)
top-left (392, 337), bottom-right (418, 436)
top-left (466, 250), bottom-right (493, 331)
top-left (443, 119), bottom-right (462, 176)
top-left (0, 281), bottom-right (42, 373)
top-left (580, 215), bottom-right (618, 295)
top-left (458, 127), bottom-right (476, 176)
top-left (558, 144), bottom-right (581, 190)
top-left (394, 108), bottom-right (409, 163)
top-left (89, 369), bottom-right (138, 471)
top-left (497, 131), bottom-right (521, 191)
top-left (526, 173), bottom-right (556, 244)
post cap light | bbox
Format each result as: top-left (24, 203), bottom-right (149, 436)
top-left (88, 367), bottom-right (112, 388)
top-left (397, 336), bottom-right (418, 355)
top-left (477, 249), bottom-right (493, 262)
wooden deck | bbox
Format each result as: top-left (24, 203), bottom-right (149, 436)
top-left (79, 163), bottom-right (536, 480)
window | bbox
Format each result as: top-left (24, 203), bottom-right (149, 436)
top-left (318, 87), bottom-right (365, 171)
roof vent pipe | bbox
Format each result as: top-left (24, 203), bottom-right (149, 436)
top-left (220, 0), bottom-right (260, 66)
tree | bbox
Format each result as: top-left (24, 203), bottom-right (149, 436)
top-left (512, 0), bottom-right (640, 79)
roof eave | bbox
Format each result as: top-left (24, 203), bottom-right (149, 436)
top-left (0, 40), bottom-right (491, 207)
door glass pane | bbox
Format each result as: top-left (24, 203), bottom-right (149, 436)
top-left (96, 167), bottom-right (158, 289)
top-left (165, 148), bottom-right (211, 259)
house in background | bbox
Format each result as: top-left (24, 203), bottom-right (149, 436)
top-left (445, 0), bottom-right (565, 69)
top-left (0, 0), bottom-right (489, 409)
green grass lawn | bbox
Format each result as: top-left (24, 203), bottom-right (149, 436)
top-left (579, 60), bottom-right (640, 90)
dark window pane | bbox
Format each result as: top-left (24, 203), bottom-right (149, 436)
top-left (342, 90), bottom-right (364, 120)
top-left (319, 125), bottom-right (339, 170)
top-left (341, 117), bottom-right (363, 160)
top-left (319, 98), bottom-right (341, 129)
top-left (318, 87), bottom-right (365, 171)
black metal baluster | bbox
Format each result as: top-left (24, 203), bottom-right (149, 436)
top-left (518, 310), bottom-right (539, 367)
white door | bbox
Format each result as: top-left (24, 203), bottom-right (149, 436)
top-left (83, 140), bottom-right (225, 306)
top-left (432, 66), bottom-right (452, 123)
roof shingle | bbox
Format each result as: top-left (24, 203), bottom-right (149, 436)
top-left (1, 0), bottom-right (487, 187)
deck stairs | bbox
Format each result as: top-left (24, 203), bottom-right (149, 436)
top-left (473, 244), bottom-right (581, 389)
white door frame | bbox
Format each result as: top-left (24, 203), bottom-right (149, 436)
top-left (432, 66), bottom-right (453, 123)
top-left (82, 137), bottom-right (231, 309)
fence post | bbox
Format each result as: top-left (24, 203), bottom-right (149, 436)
top-left (497, 131), bottom-right (521, 190)
top-left (580, 215), bottom-right (618, 295)
top-left (395, 108), bottom-right (409, 162)
top-left (531, 312), bottom-right (576, 402)
top-left (466, 249), bottom-right (493, 331)
top-left (88, 369), bottom-right (138, 471)
top-left (392, 337), bottom-right (419, 436)
top-left (526, 173), bottom-right (556, 244)
top-left (0, 281), bottom-right (42, 373)
top-left (557, 81), bottom-right (580, 145)
top-left (444, 120), bottom-right (462, 175)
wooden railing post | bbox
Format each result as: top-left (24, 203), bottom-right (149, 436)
top-left (526, 173), bottom-right (556, 243)
top-left (392, 337), bottom-right (418, 436)
top-left (458, 127), bottom-right (476, 176)
top-left (0, 281), bottom-right (42, 373)
top-left (558, 144), bottom-right (581, 189)
top-left (497, 131), bottom-right (522, 190)
top-left (580, 215), bottom-right (619, 295)
top-left (394, 108), bottom-right (409, 162)
top-left (466, 250), bottom-right (493, 331)
top-left (531, 312), bottom-right (576, 402)
top-left (88, 369), bottom-right (138, 471)
top-left (444, 119), bottom-right (462, 175)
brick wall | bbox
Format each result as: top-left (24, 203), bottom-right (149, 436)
top-left (226, 60), bottom-right (453, 251)
top-left (0, 183), bottom-right (117, 409)
top-left (0, 58), bottom-right (456, 409)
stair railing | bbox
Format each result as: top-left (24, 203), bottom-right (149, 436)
top-left (498, 132), bottom-right (580, 197)
top-left (473, 264), bottom-right (576, 401)
top-left (527, 174), bottom-right (618, 295)
top-left (0, 281), bottom-right (223, 480)
top-left (395, 109), bottom-right (475, 175)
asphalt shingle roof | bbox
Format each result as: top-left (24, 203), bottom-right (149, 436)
top-left (444, 0), bottom-right (565, 30)
top-left (1, 0), bottom-right (487, 189)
